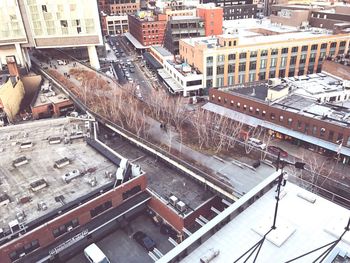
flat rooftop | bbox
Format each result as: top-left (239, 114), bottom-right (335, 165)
top-left (182, 19), bottom-right (334, 48)
top-left (182, 181), bottom-right (350, 262)
top-left (152, 45), bottom-right (173, 57)
top-left (0, 118), bottom-right (115, 230)
top-left (32, 79), bottom-right (71, 107)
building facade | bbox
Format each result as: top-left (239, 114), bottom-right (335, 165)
top-left (0, 0), bottom-right (103, 70)
top-left (128, 13), bottom-right (167, 46)
top-left (197, 5), bottom-right (223, 36)
top-left (208, 85), bottom-right (350, 159)
top-left (179, 30), bottom-right (350, 88)
top-left (108, 0), bottom-right (140, 15)
top-left (164, 16), bottom-right (205, 54)
top-left (102, 14), bottom-right (129, 35)
top-left (310, 6), bottom-right (350, 30)
top-left (201, 0), bottom-right (257, 20)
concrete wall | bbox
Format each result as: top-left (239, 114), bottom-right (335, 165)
top-left (270, 10), bottom-right (310, 27)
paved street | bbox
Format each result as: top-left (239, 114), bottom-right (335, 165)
top-left (66, 214), bottom-right (175, 263)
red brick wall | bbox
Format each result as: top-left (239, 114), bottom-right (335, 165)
top-left (209, 88), bottom-right (350, 146)
top-left (147, 191), bottom-right (184, 232)
top-left (197, 7), bottom-right (223, 36)
top-left (0, 175), bottom-right (147, 263)
top-left (183, 196), bottom-right (222, 227)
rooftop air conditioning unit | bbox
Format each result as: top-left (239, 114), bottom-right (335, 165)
top-left (9, 219), bottom-right (20, 233)
top-left (169, 195), bottom-right (178, 206)
top-left (268, 78), bottom-right (282, 87)
top-left (176, 201), bottom-right (186, 212)
top-left (67, 226), bottom-right (73, 232)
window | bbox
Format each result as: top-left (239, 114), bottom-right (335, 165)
top-left (270, 113), bottom-right (275, 120)
top-left (206, 56), bottom-right (213, 64)
top-left (228, 54), bottom-right (236, 60)
top-left (230, 100), bottom-right (234, 106)
top-left (301, 45), bottom-right (308, 52)
top-left (52, 218), bottom-right (80, 238)
top-left (261, 50), bottom-right (268, 57)
top-left (321, 43), bottom-right (327, 49)
top-left (312, 125), bottom-right (317, 135)
top-left (330, 42), bottom-right (337, 48)
top-left (42, 5), bottom-right (47, 12)
top-left (271, 49), bottom-right (278, 55)
top-left (9, 239), bottom-right (40, 261)
top-left (237, 102), bottom-right (240, 109)
top-left (239, 52), bottom-right (247, 59)
top-left (281, 48), bottom-right (288, 54)
top-left (320, 128), bottom-right (326, 137)
top-left (255, 109), bottom-right (260, 115)
top-left (262, 110), bottom-right (266, 117)
top-left (304, 123), bottom-right (309, 133)
top-left (207, 67), bottom-right (213, 76)
top-left (250, 51), bottom-right (257, 58)
top-left (260, 59), bottom-right (267, 69)
top-left (249, 106), bottom-right (253, 112)
top-left (279, 116), bottom-right (284, 122)
top-left (217, 65), bottom-right (224, 75)
top-left (249, 61), bottom-right (256, 70)
top-left (271, 58), bottom-right (277, 67)
top-left (290, 56), bottom-right (297, 65)
top-left (122, 185), bottom-right (141, 200)
top-left (217, 55), bottom-right (225, 62)
top-left (90, 201), bottom-right (113, 218)
top-left (340, 41), bottom-right (346, 47)
top-left (60, 20), bottom-right (68, 27)
top-left (224, 98), bottom-right (227, 104)
top-left (228, 64), bottom-right (235, 73)
top-left (337, 133), bottom-right (343, 142)
top-left (287, 118), bottom-right (293, 126)
top-left (311, 44), bottom-right (318, 50)
top-left (239, 63), bottom-right (246, 72)
top-left (243, 105), bottom-right (247, 110)
top-left (328, 130), bottom-right (334, 141)
top-left (297, 120), bottom-right (302, 129)
top-left (292, 47), bottom-right (298, 53)
top-left (280, 57), bottom-right (287, 67)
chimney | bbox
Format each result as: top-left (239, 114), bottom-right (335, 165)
top-left (6, 56), bottom-right (20, 77)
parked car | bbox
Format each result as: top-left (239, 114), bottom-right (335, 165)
top-left (160, 224), bottom-right (178, 240)
top-left (129, 68), bottom-right (135, 73)
top-left (267, 146), bottom-right (288, 158)
top-left (84, 243), bottom-right (110, 263)
top-left (127, 77), bottom-right (133, 83)
top-left (133, 231), bottom-right (156, 251)
top-left (247, 138), bottom-right (267, 150)
top-left (129, 63), bottom-right (135, 68)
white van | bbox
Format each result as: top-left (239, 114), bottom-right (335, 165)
top-left (84, 243), bottom-right (110, 263)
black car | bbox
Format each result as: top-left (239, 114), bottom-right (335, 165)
top-left (160, 224), bottom-right (178, 240)
top-left (133, 231), bottom-right (156, 251)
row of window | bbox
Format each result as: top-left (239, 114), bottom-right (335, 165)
top-left (206, 41), bottom-right (346, 64)
top-left (211, 95), bottom-right (348, 143)
top-left (9, 239), bottom-right (40, 262)
top-left (52, 218), bottom-right (79, 238)
top-left (90, 200), bottom-right (113, 218)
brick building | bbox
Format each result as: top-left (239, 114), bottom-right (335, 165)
top-left (205, 76), bottom-right (350, 163)
top-left (197, 4), bottom-right (223, 36)
top-left (108, 0), bottom-right (140, 15)
top-left (128, 12), bottom-right (167, 47)
top-left (200, 0), bottom-right (257, 20)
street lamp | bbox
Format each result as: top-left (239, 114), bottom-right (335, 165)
top-left (233, 154), bottom-right (306, 263)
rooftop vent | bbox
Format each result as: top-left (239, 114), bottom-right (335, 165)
top-left (176, 201), bottom-right (186, 212)
top-left (169, 195), bottom-right (178, 206)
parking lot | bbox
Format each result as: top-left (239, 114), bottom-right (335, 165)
top-left (66, 213), bottom-right (175, 263)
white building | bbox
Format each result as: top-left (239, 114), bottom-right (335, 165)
top-left (105, 15), bottom-right (129, 35)
top-left (0, 0), bottom-right (103, 70)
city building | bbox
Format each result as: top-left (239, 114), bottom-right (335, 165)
top-left (164, 16), bottom-right (205, 54)
top-left (310, 6), bottom-right (350, 31)
top-left (179, 19), bottom-right (350, 88)
top-left (158, 172), bottom-right (350, 263)
top-left (163, 2), bottom-right (197, 20)
top-left (101, 13), bottom-right (129, 36)
top-left (197, 4), bottom-right (223, 36)
top-left (126, 11), bottom-right (167, 49)
top-left (270, 8), bottom-right (311, 27)
top-left (31, 79), bottom-right (74, 119)
top-left (204, 73), bottom-right (350, 162)
top-left (108, 0), bottom-right (140, 15)
top-left (0, 0), bottom-right (103, 70)
top-left (200, 0), bottom-right (257, 20)
top-left (155, 0), bottom-right (200, 11)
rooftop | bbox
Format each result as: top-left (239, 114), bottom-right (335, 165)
top-left (166, 59), bottom-right (202, 78)
top-left (181, 180), bottom-right (350, 263)
top-left (151, 45), bottom-right (173, 57)
top-left (32, 79), bottom-right (71, 107)
top-left (170, 15), bottom-right (201, 21)
top-left (0, 118), bottom-right (115, 231)
top-left (182, 19), bottom-right (336, 48)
